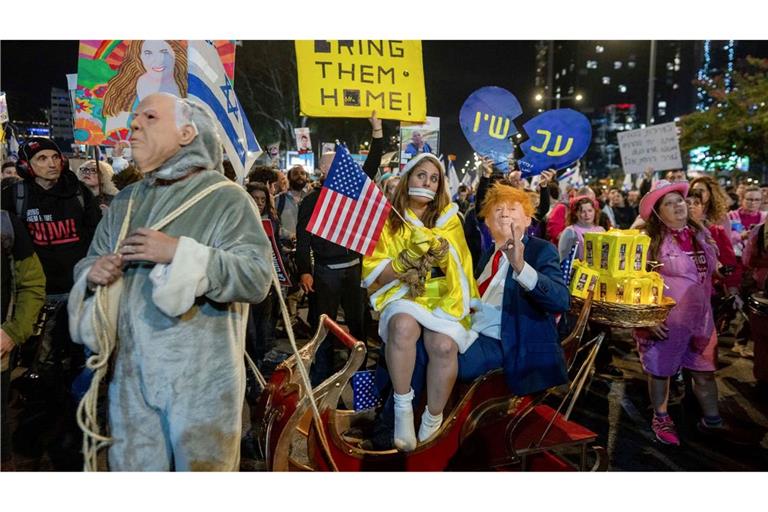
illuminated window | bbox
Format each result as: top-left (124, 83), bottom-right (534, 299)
top-left (628, 61), bottom-right (636, 69)
top-left (666, 62), bottom-right (674, 71)
top-left (618, 84), bottom-right (627, 93)
top-left (614, 61), bottom-right (622, 69)
top-left (596, 45), bottom-right (604, 53)
top-left (673, 83), bottom-right (679, 90)
top-left (602, 76), bottom-right (611, 85)
top-left (658, 101), bottom-right (667, 108)
top-left (586, 60), bottom-right (598, 69)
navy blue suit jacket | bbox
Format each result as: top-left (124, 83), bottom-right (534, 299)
top-left (472, 235), bottom-right (570, 395)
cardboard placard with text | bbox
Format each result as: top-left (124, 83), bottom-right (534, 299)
top-left (617, 122), bottom-right (682, 174)
top-left (295, 40), bottom-right (426, 122)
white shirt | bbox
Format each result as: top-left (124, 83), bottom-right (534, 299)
top-left (471, 244), bottom-right (538, 340)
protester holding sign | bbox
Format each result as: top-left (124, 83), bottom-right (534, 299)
top-left (361, 153), bottom-right (479, 451)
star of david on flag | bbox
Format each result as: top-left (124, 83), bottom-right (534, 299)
top-left (187, 40), bottom-right (261, 184)
top-left (307, 144), bottom-right (391, 256)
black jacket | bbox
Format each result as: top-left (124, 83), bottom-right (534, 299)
top-left (296, 136), bottom-right (384, 276)
top-left (1, 171), bottom-right (101, 294)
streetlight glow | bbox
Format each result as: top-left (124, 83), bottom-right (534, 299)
top-left (575, 94), bottom-right (584, 102)
top-left (535, 93), bottom-right (543, 102)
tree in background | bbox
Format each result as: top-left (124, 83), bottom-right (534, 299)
top-left (680, 57), bottom-right (768, 174)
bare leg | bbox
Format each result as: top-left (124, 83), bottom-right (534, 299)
top-left (386, 314), bottom-right (421, 395)
top-left (690, 370), bottom-right (720, 418)
top-left (419, 330), bottom-right (458, 442)
top-left (648, 375), bottom-right (670, 414)
top-left (386, 314), bottom-right (421, 451)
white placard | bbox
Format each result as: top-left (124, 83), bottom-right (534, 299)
top-left (617, 122), bottom-right (682, 174)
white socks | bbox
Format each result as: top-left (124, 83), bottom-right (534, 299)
top-left (393, 389), bottom-right (445, 451)
top-left (418, 408), bottom-right (443, 443)
top-left (393, 389), bottom-right (417, 452)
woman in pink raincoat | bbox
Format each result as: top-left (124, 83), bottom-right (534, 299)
top-left (634, 180), bottom-right (729, 446)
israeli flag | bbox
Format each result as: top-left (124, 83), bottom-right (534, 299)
top-left (447, 159), bottom-right (460, 199)
top-left (187, 40), bottom-right (261, 183)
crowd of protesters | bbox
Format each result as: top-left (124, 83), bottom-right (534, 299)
top-left (2, 107), bottom-right (766, 470)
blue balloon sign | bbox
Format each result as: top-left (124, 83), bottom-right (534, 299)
top-left (459, 86), bottom-right (523, 171)
top-left (518, 108), bottom-right (592, 177)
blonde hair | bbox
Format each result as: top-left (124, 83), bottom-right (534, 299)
top-left (479, 183), bottom-right (534, 219)
top-left (78, 159), bottom-right (119, 196)
top-left (103, 40), bottom-right (188, 117)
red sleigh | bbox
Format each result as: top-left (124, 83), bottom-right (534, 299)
top-left (251, 292), bottom-right (607, 471)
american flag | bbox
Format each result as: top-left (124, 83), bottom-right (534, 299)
top-left (560, 241), bottom-right (579, 287)
top-left (307, 145), bottom-right (391, 256)
top-left (352, 370), bottom-right (382, 411)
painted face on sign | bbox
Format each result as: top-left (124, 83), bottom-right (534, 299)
top-left (140, 40), bottom-right (176, 76)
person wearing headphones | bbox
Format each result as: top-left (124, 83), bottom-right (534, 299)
top-left (0, 137), bottom-right (101, 468)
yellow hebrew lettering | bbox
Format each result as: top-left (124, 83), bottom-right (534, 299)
top-left (530, 129), bottom-right (551, 153)
top-left (473, 112), bottom-right (482, 133)
top-left (547, 135), bottom-right (574, 157)
top-left (484, 113), bottom-right (489, 121)
top-left (488, 116), bottom-right (510, 140)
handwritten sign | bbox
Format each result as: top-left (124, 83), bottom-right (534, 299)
top-left (617, 122), bottom-right (682, 174)
top-left (295, 40), bottom-right (426, 122)
top-left (518, 109), bottom-right (592, 177)
top-left (459, 86), bottom-right (522, 171)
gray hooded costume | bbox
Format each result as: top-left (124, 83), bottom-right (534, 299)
top-left (68, 100), bottom-right (271, 471)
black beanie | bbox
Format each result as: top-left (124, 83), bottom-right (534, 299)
top-left (18, 137), bottom-right (62, 163)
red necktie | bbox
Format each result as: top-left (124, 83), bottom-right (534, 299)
top-left (478, 250), bottom-right (503, 296)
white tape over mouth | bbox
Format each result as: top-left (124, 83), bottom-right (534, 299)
top-left (408, 187), bottom-right (436, 200)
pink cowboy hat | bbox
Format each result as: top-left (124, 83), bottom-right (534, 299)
top-left (639, 179), bottom-right (690, 221)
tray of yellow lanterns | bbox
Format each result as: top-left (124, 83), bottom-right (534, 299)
top-left (566, 229), bottom-right (676, 328)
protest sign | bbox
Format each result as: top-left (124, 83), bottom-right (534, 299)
top-left (262, 219), bottom-right (291, 287)
top-left (518, 108), bottom-right (592, 177)
top-left (617, 122), bottom-right (682, 174)
top-left (295, 127), bottom-right (312, 154)
top-left (285, 151), bottom-right (315, 173)
top-left (459, 86), bottom-right (522, 171)
top-left (0, 92), bottom-right (8, 123)
top-left (400, 116), bottom-right (440, 165)
top-left (295, 40), bottom-right (426, 122)
top-left (74, 40), bottom-right (235, 146)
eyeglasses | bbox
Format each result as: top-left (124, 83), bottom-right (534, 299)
top-left (79, 168), bottom-right (97, 176)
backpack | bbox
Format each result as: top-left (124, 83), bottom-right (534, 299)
top-left (12, 180), bottom-right (85, 220)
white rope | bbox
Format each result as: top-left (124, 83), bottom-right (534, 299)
top-left (77, 180), bottom-right (239, 471)
top-left (268, 264), bottom-right (339, 471)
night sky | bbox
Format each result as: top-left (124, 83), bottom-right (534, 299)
top-left (0, 40), bottom-right (544, 167)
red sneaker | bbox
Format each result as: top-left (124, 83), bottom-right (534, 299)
top-left (652, 415), bottom-right (680, 446)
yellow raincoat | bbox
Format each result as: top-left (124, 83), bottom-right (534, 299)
top-left (362, 203), bottom-right (480, 352)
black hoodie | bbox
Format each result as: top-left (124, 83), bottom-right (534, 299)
top-left (2, 170), bottom-right (102, 294)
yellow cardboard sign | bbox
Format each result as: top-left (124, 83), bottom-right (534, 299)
top-left (295, 40), bottom-right (427, 122)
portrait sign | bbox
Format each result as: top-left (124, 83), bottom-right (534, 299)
top-left (74, 40), bottom-right (236, 145)
top-left (295, 40), bottom-right (426, 122)
top-left (518, 108), bottom-right (592, 177)
top-left (294, 127), bottom-right (312, 154)
top-left (459, 86), bottom-right (523, 171)
top-left (400, 116), bottom-right (440, 166)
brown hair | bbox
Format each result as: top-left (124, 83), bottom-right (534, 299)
top-left (246, 181), bottom-right (277, 220)
top-left (567, 197), bottom-right (601, 226)
top-left (388, 159), bottom-right (450, 234)
top-left (689, 175), bottom-right (730, 226)
top-left (646, 192), bottom-right (708, 261)
top-left (103, 40), bottom-right (188, 117)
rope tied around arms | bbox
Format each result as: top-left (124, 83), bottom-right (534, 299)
top-left (393, 237), bottom-right (449, 299)
top-left (77, 180), bottom-right (236, 471)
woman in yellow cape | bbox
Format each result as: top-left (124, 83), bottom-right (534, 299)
top-left (362, 153), bottom-right (479, 451)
